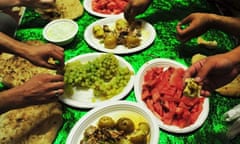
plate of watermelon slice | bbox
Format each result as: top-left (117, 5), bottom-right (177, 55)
top-left (134, 58), bottom-right (209, 133)
top-left (83, 0), bottom-right (128, 18)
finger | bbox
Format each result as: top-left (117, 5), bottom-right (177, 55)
top-left (176, 23), bottom-right (182, 34)
top-left (184, 64), bottom-right (199, 78)
top-left (196, 59), bottom-right (214, 82)
top-left (41, 61), bottom-right (56, 69)
top-left (124, 4), bottom-right (132, 21)
top-left (52, 46), bottom-right (64, 65)
top-left (176, 33), bottom-right (193, 43)
top-left (200, 90), bottom-right (211, 97)
top-left (51, 89), bottom-right (64, 97)
top-left (50, 74), bottom-right (64, 81)
top-left (176, 24), bottom-right (197, 42)
top-left (47, 83), bottom-right (64, 95)
top-left (179, 15), bottom-right (193, 26)
top-left (39, 0), bottom-right (55, 8)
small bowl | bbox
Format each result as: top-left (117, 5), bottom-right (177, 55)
top-left (43, 19), bottom-right (78, 46)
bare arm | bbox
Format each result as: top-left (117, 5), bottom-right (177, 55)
top-left (185, 45), bottom-right (240, 96)
top-left (0, 74), bottom-right (64, 114)
top-left (211, 14), bottom-right (240, 37)
top-left (0, 0), bottom-right (55, 9)
top-left (0, 0), bottom-right (20, 9)
top-left (0, 32), bottom-right (30, 58)
top-left (0, 32), bottom-right (64, 69)
top-left (176, 13), bottom-right (240, 42)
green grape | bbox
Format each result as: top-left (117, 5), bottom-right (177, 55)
top-left (64, 53), bottom-right (133, 101)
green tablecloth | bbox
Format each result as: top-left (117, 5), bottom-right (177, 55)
top-left (14, 0), bottom-right (240, 143)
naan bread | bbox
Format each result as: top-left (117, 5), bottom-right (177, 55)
top-left (216, 75), bottom-right (240, 97)
top-left (0, 54), bottom-right (55, 87)
top-left (0, 102), bottom-right (62, 144)
top-left (0, 40), bottom-right (63, 144)
top-left (191, 53), bottom-right (240, 97)
top-left (0, 40), bottom-right (55, 87)
top-left (191, 53), bottom-right (207, 64)
top-left (35, 0), bottom-right (84, 20)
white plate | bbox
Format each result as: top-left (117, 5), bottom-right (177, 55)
top-left (66, 101), bottom-right (159, 144)
top-left (84, 15), bottom-right (156, 54)
top-left (59, 53), bottom-right (135, 108)
top-left (134, 58), bottom-right (210, 133)
top-left (83, 0), bottom-right (124, 18)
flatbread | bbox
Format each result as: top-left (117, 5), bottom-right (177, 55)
top-left (191, 53), bottom-right (240, 97)
top-left (0, 40), bottom-right (63, 144)
top-left (35, 0), bottom-right (84, 20)
top-left (0, 41), bottom-right (55, 87)
top-left (191, 53), bottom-right (207, 64)
top-left (0, 102), bottom-right (63, 144)
top-left (0, 54), bottom-right (55, 87)
top-left (216, 75), bottom-right (240, 97)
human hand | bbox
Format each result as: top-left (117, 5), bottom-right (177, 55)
top-left (25, 43), bottom-right (64, 70)
top-left (19, 73), bottom-right (64, 105)
top-left (176, 13), bottom-right (215, 42)
top-left (124, 0), bottom-right (152, 23)
top-left (185, 54), bottom-right (240, 96)
top-left (19, 0), bottom-right (55, 9)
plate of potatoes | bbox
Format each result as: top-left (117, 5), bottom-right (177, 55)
top-left (84, 14), bottom-right (156, 54)
top-left (66, 101), bottom-right (159, 144)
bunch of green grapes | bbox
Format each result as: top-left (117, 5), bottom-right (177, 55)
top-left (64, 54), bottom-right (132, 100)
top-left (93, 53), bottom-right (119, 81)
top-left (93, 67), bottom-right (132, 100)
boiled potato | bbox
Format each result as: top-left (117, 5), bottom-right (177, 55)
top-left (98, 116), bottom-right (115, 128)
top-left (116, 117), bottom-right (134, 134)
top-left (118, 138), bottom-right (132, 144)
top-left (129, 130), bottom-right (147, 144)
top-left (93, 25), bottom-right (105, 39)
top-left (125, 35), bottom-right (141, 48)
top-left (138, 122), bottom-right (150, 135)
top-left (115, 19), bottom-right (128, 32)
top-left (104, 33), bottom-right (117, 49)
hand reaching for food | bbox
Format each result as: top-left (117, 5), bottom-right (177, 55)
top-left (185, 53), bottom-right (240, 96)
top-left (124, 0), bottom-right (152, 23)
top-left (176, 13), bottom-right (215, 42)
top-left (23, 43), bottom-right (64, 70)
top-left (18, 73), bottom-right (64, 104)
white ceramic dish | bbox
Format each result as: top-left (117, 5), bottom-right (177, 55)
top-left (43, 19), bottom-right (78, 46)
top-left (66, 101), bottom-right (159, 144)
top-left (84, 14), bottom-right (156, 54)
top-left (134, 58), bottom-right (209, 133)
top-left (59, 53), bottom-right (135, 108)
top-left (83, 0), bottom-right (124, 18)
